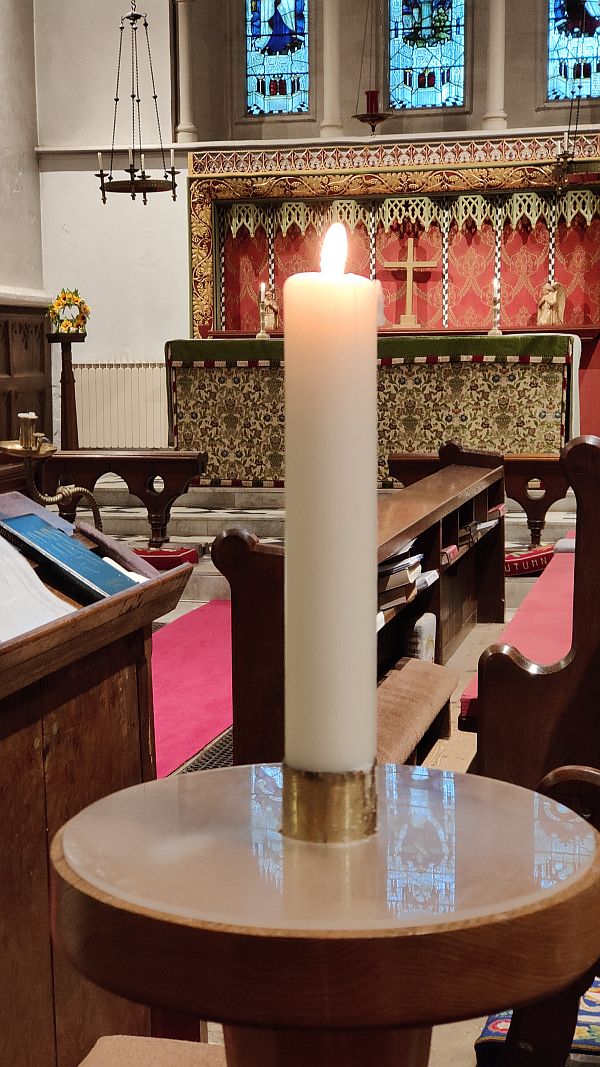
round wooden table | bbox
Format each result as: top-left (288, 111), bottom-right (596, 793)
top-left (51, 764), bottom-right (600, 1067)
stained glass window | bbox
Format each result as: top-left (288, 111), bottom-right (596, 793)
top-left (245, 0), bottom-right (309, 116)
top-left (389, 1), bottom-right (465, 110)
top-left (548, 1), bottom-right (600, 101)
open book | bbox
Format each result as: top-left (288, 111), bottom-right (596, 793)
top-left (0, 534), bottom-right (75, 642)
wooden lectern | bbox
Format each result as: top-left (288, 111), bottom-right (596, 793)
top-left (0, 492), bottom-right (192, 1067)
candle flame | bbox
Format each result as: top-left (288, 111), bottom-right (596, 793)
top-left (320, 223), bottom-right (348, 275)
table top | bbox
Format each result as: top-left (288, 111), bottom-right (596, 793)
top-left (52, 764), bottom-right (600, 1030)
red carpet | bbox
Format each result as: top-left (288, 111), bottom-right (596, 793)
top-left (152, 600), bottom-right (232, 777)
top-left (460, 553), bottom-right (574, 727)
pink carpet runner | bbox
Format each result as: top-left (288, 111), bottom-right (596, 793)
top-left (152, 600), bottom-right (233, 777)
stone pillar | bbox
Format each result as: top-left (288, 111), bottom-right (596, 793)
top-left (174, 0), bottom-right (198, 143)
top-left (320, 0), bottom-right (344, 139)
top-left (483, 0), bottom-right (507, 130)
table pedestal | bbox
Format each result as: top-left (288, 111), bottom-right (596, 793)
top-left (223, 1025), bottom-right (431, 1067)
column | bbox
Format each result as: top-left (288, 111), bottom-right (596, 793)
top-left (174, 0), bottom-right (198, 142)
top-left (320, 0), bottom-right (344, 139)
top-left (483, 0), bottom-right (507, 130)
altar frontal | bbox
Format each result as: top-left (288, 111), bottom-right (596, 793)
top-left (167, 334), bottom-right (577, 485)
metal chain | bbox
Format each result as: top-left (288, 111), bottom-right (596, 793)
top-left (133, 21), bottom-right (143, 169)
top-left (130, 19), bottom-right (136, 168)
top-left (144, 19), bottom-right (167, 174)
top-left (110, 21), bottom-right (125, 176)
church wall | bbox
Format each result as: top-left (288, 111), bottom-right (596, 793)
top-left (189, 0), bottom-right (600, 141)
top-left (39, 158), bottom-right (190, 365)
top-left (0, 0), bottom-right (43, 292)
top-left (33, 0), bottom-right (173, 149)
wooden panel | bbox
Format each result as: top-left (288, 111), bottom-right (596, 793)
top-left (44, 635), bottom-right (151, 1067)
top-left (0, 689), bottom-right (56, 1066)
top-left (0, 307), bottom-right (51, 439)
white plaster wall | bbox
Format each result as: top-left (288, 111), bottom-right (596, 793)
top-left (0, 0), bottom-right (43, 290)
top-left (34, 0), bottom-right (173, 148)
top-left (39, 154), bottom-right (189, 365)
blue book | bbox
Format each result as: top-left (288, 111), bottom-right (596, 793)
top-left (0, 513), bottom-right (138, 602)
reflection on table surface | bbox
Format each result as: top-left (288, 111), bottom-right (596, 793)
top-left (62, 763), bottom-right (597, 932)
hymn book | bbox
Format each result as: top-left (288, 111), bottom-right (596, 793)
top-left (377, 552), bottom-right (423, 593)
top-left (0, 513), bottom-right (139, 603)
top-left (0, 534), bottom-right (74, 642)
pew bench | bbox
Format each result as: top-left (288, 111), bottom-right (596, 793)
top-left (458, 551), bottom-right (574, 732)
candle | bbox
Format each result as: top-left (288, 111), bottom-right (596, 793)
top-left (260, 281), bottom-right (266, 302)
top-left (97, 151), bottom-right (103, 171)
top-left (170, 148), bottom-right (175, 170)
top-left (563, 132), bottom-right (569, 153)
top-left (284, 223), bottom-right (379, 773)
top-left (493, 276), bottom-right (500, 301)
top-left (128, 148), bottom-right (133, 167)
top-left (141, 153), bottom-right (145, 173)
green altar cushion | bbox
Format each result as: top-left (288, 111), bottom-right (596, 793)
top-left (166, 334), bottom-right (571, 365)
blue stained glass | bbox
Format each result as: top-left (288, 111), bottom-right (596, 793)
top-left (245, 0), bottom-right (309, 116)
top-left (547, 1), bottom-right (600, 101)
top-left (389, 0), bottom-right (465, 110)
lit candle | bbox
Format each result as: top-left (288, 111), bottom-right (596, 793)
top-left (260, 281), bottom-right (266, 303)
top-left (284, 223), bottom-right (379, 773)
top-left (97, 151), bottom-right (103, 171)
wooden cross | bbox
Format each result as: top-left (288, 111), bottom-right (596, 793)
top-left (383, 237), bottom-right (438, 328)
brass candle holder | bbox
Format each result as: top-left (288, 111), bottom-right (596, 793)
top-left (281, 762), bottom-right (377, 844)
top-left (0, 412), bottom-right (103, 530)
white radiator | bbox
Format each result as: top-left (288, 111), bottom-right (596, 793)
top-left (74, 362), bottom-right (169, 448)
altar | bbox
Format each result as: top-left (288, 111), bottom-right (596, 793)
top-left (166, 331), bottom-right (579, 485)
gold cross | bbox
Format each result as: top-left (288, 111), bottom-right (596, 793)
top-left (383, 237), bottom-right (438, 328)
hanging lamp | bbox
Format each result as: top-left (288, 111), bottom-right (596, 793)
top-left (353, 0), bottom-right (390, 134)
top-left (96, 0), bottom-right (177, 204)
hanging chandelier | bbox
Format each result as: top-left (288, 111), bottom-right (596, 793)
top-left (353, 0), bottom-right (390, 134)
top-left (96, 1), bottom-right (177, 204)
top-left (554, 3), bottom-right (600, 191)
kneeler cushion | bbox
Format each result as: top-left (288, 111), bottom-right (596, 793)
top-left (377, 658), bottom-right (457, 763)
top-left (80, 1036), bottom-right (227, 1066)
top-left (474, 975), bottom-right (600, 1063)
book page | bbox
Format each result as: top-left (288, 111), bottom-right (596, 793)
top-left (0, 535), bottom-right (75, 642)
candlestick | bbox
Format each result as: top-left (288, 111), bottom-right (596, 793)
top-left (282, 223), bottom-right (379, 841)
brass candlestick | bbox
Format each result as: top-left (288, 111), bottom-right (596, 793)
top-left (0, 412), bottom-right (103, 530)
top-left (488, 289), bottom-right (502, 337)
top-left (281, 762), bottom-right (377, 844)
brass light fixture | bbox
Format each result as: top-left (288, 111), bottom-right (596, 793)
top-left (96, 0), bottom-right (177, 204)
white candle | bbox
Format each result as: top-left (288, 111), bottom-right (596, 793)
top-left (170, 148), bottom-right (175, 170)
top-left (493, 276), bottom-right (500, 301)
top-left (141, 153), bottom-right (146, 173)
top-left (97, 151), bottom-right (103, 171)
top-left (260, 281), bottom-right (266, 302)
top-left (563, 132), bottom-right (569, 153)
top-left (284, 223), bottom-right (379, 773)
top-left (128, 147), bottom-right (133, 167)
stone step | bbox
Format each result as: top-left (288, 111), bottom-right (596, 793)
top-left (79, 506), bottom-right (285, 541)
top-left (92, 479), bottom-right (285, 512)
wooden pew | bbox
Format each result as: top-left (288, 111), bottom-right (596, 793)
top-left (212, 449), bottom-right (504, 767)
top-left (476, 435), bottom-right (600, 790)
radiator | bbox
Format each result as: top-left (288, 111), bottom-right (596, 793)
top-left (74, 362), bottom-right (169, 448)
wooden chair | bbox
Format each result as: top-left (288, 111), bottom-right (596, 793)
top-left (79, 1036), bottom-right (226, 1065)
top-left (478, 765), bottom-right (600, 1067)
top-left (477, 435), bottom-right (600, 790)
top-left (211, 529), bottom-right (457, 768)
